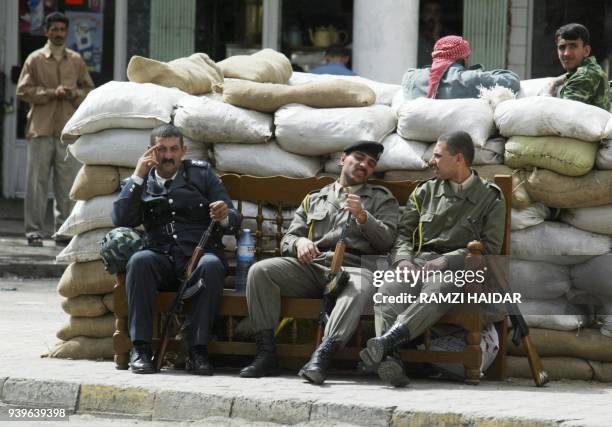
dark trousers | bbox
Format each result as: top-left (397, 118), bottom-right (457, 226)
top-left (125, 249), bottom-right (225, 346)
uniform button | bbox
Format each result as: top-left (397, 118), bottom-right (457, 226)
top-left (169, 199), bottom-right (174, 204)
top-left (129, 189), bottom-right (133, 192)
top-left (172, 212), bottom-right (176, 215)
top-left (173, 234), bottom-right (178, 239)
top-left (199, 203), bottom-right (203, 207)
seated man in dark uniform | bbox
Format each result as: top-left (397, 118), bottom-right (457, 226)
top-left (112, 124), bottom-right (240, 375)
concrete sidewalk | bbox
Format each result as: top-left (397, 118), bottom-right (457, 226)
top-left (1, 277), bottom-right (612, 426)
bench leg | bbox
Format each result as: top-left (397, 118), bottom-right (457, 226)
top-left (113, 274), bottom-right (132, 370)
top-left (464, 330), bottom-right (482, 385)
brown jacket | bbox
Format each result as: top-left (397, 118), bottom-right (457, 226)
top-left (16, 42), bottom-right (94, 138)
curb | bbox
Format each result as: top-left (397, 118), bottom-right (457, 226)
top-left (0, 262), bottom-right (65, 278)
top-left (0, 377), bottom-right (562, 426)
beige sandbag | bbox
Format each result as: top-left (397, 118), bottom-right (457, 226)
top-left (57, 261), bottom-right (116, 298)
top-left (57, 195), bottom-right (115, 237)
top-left (46, 336), bottom-right (114, 360)
top-left (507, 328), bottom-right (612, 362)
top-left (589, 360), bottom-right (612, 382)
top-left (56, 228), bottom-right (112, 263)
top-left (70, 165), bottom-right (132, 201)
top-left (218, 48), bottom-right (292, 84)
top-left (218, 78), bottom-right (375, 113)
top-left (506, 356), bottom-right (593, 380)
top-left (523, 168), bottom-right (612, 208)
top-left (56, 314), bottom-right (116, 341)
top-left (102, 293), bottom-right (114, 313)
top-left (127, 53), bottom-right (223, 95)
top-left (61, 295), bottom-right (108, 317)
top-left (505, 135), bottom-right (598, 177)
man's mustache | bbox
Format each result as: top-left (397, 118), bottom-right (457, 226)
top-left (162, 159), bottom-right (175, 165)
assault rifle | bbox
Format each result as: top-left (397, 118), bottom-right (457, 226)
top-left (153, 220), bottom-right (217, 371)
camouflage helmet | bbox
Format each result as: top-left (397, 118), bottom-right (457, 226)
top-left (99, 227), bottom-right (144, 274)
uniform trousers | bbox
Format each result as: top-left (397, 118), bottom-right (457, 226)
top-left (246, 257), bottom-right (374, 346)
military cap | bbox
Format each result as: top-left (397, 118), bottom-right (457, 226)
top-left (343, 141), bottom-right (384, 161)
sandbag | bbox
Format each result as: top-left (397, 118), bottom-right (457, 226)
top-left (522, 168), bottom-right (612, 208)
top-left (511, 221), bottom-right (611, 263)
top-left (70, 165), bottom-right (132, 201)
top-left (590, 360), bottom-right (612, 382)
top-left (69, 129), bottom-right (208, 168)
top-left (56, 314), bottom-right (115, 340)
top-left (127, 53), bottom-right (223, 95)
top-left (517, 77), bottom-right (556, 98)
top-left (423, 137), bottom-right (505, 166)
top-left (57, 261), bottom-right (115, 298)
top-left (56, 228), bottom-right (112, 263)
top-left (219, 78), bottom-right (375, 112)
top-left (217, 48), bottom-right (292, 84)
top-left (511, 203), bottom-right (550, 231)
top-left (596, 139), bottom-right (612, 169)
top-left (173, 94), bottom-right (273, 143)
top-left (374, 134), bottom-right (429, 172)
top-left (213, 141), bottom-right (321, 178)
top-left (274, 104), bottom-right (396, 156)
top-left (520, 298), bottom-right (592, 331)
top-left (397, 98), bottom-right (495, 147)
top-left (494, 97), bottom-right (610, 142)
top-left (507, 356), bottom-right (593, 381)
top-left (383, 170), bottom-right (435, 182)
top-left (571, 255), bottom-right (612, 299)
top-left (509, 260), bottom-right (570, 299)
top-left (504, 135), bottom-right (597, 177)
top-left (288, 71), bottom-right (400, 105)
top-left (507, 328), bottom-right (612, 362)
top-left (61, 295), bottom-right (108, 317)
top-left (562, 205), bottom-right (612, 235)
top-left (46, 336), bottom-right (114, 360)
top-left (57, 194), bottom-right (115, 237)
top-left (102, 293), bottom-right (114, 313)
top-left (61, 82), bottom-right (186, 142)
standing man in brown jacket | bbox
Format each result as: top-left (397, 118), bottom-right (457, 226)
top-left (16, 12), bottom-right (94, 246)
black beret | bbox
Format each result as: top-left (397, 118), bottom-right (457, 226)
top-left (343, 141), bottom-right (384, 161)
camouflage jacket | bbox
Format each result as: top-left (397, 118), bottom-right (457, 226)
top-left (391, 172), bottom-right (506, 269)
top-left (560, 56), bottom-right (610, 111)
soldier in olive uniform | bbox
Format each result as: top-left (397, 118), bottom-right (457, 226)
top-left (549, 23), bottom-right (610, 111)
top-left (240, 141), bottom-right (399, 384)
top-left (112, 124), bottom-right (239, 375)
top-left (360, 131), bottom-right (506, 387)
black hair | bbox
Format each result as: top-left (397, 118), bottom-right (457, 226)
top-left (438, 131), bottom-right (474, 166)
top-left (325, 44), bottom-right (351, 57)
top-left (555, 23), bottom-right (590, 45)
top-left (150, 123), bottom-right (184, 146)
top-left (45, 12), bottom-right (69, 30)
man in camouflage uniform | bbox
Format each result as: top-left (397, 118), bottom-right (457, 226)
top-left (360, 131), bottom-right (506, 387)
top-left (550, 23), bottom-right (610, 111)
top-left (240, 141), bottom-right (399, 384)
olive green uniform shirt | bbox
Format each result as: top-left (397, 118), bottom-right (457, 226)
top-left (560, 56), bottom-right (610, 111)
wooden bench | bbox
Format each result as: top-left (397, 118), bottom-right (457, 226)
top-left (113, 173), bottom-right (512, 384)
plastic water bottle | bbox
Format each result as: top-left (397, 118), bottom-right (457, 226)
top-left (235, 229), bottom-right (256, 294)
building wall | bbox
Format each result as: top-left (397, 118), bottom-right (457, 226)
top-left (507, 0), bottom-right (531, 79)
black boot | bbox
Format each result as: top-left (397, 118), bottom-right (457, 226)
top-left (360, 322), bottom-right (410, 368)
top-left (239, 329), bottom-right (279, 378)
top-left (298, 338), bottom-right (340, 385)
top-left (378, 353), bottom-right (410, 387)
top-left (130, 342), bottom-right (155, 374)
top-left (186, 346), bottom-right (213, 376)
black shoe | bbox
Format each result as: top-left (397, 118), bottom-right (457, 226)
top-left (360, 322), bottom-right (411, 367)
top-left (378, 354), bottom-right (410, 388)
top-left (298, 337), bottom-right (340, 385)
top-left (130, 343), bottom-right (155, 374)
top-left (186, 346), bottom-right (213, 376)
top-left (239, 329), bottom-right (279, 378)
top-left (26, 233), bottom-right (43, 247)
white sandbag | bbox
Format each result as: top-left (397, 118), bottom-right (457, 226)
top-left (61, 82), bottom-right (187, 142)
top-left (494, 97), bottom-right (611, 142)
top-left (511, 221), bottom-right (611, 264)
top-left (397, 98), bottom-right (495, 147)
top-left (571, 255), bottom-right (612, 299)
top-left (213, 141), bottom-right (321, 178)
top-left (173, 94), bottom-right (273, 144)
top-left (509, 259), bottom-right (571, 299)
top-left (56, 228), bottom-right (112, 263)
top-left (562, 205), bottom-right (612, 235)
top-left (375, 134), bottom-right (428, 172)
top-left (606, 118), bottom-right (612, 139)
top-left (68, 129), bottom-right (208, 168)
top-left (511, 203), bottom-right (550, 231)
top-left (517, 77), bottom-right (556, 98)
top-left (423, 137), bottom-right (505, 165)
top-left (288, 72), bottom-right (400, 105)
top-left (596, 140), bottom-right (612, 169)
top-left (274, 104), bottom-right (396, 156)
top-left (521, 298), bottom-right (593, 331)
top-left (57, 194), bottom-right (115, 237)
top-left (323, 152), bottom-right (343, 174)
